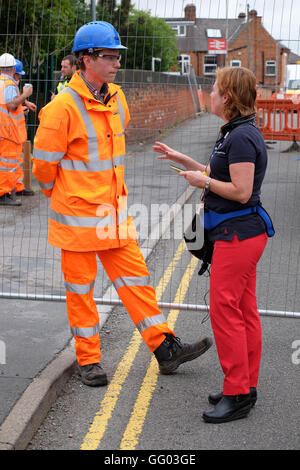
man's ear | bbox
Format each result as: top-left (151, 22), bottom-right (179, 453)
top-left (82, 55), bottom-right (91, 69)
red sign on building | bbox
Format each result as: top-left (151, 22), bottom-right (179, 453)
top-left (208, 38), bottom-right (227, 54)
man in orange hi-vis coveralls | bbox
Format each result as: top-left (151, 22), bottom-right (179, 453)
top-left (32, 21), bottom-right (212, 387)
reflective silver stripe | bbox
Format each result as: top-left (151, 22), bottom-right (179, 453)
top-left (0, 157), bottom-right (19, 164)
top-left (70, 323), bottom-right (100, 338)
top-left (135, 313), bottom-right (167, 334)
top-left (50, 208), bottom-right (114, 228)
top-left (113, 275), bottom-right (150, 291)
top-left (60, 159), bottom-right (113, 172)
top-left (33, 148), bottom-right (65, 162)
top-left (118, 207), bottom-right (128, 225)
top-left (113, 154), bottom-right (125, 167)
top-left (65, 280), bottom-right (95, 294)
top-left (0, 107), bottom-right (25, 120)
top-left (39, 181), bottom-right (54, 189)
top-left (62, 87), bottom-right (98, 162)
top-left (116, 95), bottom-right (125, 131)
top-left (0, 167), bottom-right (16, 172)
top-left (56, 88), bottom-right (126, 172)
top-left (60, 154), bottom-right (125, 172)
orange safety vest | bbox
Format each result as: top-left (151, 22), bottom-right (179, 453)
top-left (0, 74), bottom-right (27, 145)
top-left (32, 70), bottom-right (136, 252)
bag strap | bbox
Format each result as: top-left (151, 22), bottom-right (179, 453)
top-left (204, 205), bottom-right (275, 237)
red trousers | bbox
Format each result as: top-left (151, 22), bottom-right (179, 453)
top-left (210, 233), bottom-right (268, 395)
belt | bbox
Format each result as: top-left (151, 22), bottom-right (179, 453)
top-left (204, 205), bottom-right (275, 237)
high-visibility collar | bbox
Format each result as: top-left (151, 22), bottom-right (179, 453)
top-left (67, 70), bottom-right (121, 107)
top-left (0, 73), bottom-right (18, 85)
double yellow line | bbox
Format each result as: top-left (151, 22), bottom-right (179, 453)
top-left (81, 239), bottom-right (199, 450)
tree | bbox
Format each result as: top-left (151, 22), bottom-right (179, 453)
top-left (0, 0), bottom-right (89, 129)
top-left (0, 0), bottom-right (89, 68)
top-left (96, 3), bottom-right (179, 72)
top-left (122, 8), bottom-right (179, 72)
top-left (0, 0), bottom-right (178, 72)
top-left (96, 0), bottom-right (117, 23)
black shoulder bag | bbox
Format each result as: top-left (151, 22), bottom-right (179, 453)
top-left (183, 205), bottom-right (214, 276)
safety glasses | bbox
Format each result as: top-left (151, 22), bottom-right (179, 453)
top-left (96, 53), bottom-right (122, 63)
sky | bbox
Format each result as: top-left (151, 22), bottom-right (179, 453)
top-left (129, 0), bottom-right (300, 54)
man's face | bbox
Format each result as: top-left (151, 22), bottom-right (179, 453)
top-left (61, 60), bottom-right (74, 78)
top-left (84, 49), bottom-right (121, 84)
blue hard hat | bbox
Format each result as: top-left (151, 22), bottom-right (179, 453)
top-left (72, 21), bottom-right (127, 53)
top-left (15, 59), bottom-right (25, 75)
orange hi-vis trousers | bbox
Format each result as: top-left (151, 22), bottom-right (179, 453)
top-left (0, 140), bottom-right (24, 195)
top-left (61, 240), bottom-right (175, 366)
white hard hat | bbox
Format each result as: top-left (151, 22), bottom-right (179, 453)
top-left (0, 53), bottom-right (17, 67)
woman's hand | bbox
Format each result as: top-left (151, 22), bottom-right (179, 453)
top-left (153, 141), bottom-right (209, 173)
top-left (181, 170), bottom-right (208, 188)
top-left (152, 141), bottom-right (182, 163)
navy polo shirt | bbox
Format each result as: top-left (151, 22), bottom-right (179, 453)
top-left (205, 121), bottom-right (267, 241)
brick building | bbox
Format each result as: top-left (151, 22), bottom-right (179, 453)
top-left (166, 4), bottom-right (299, 97)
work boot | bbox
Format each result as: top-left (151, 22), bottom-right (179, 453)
top-left (154, 334), bottom-right (212, 375)
top-left (16, 189), bottom-right (35, 196)
top-left (0, 192), bottom-right (22, 206)
top-left (78, 362), bottom-right (108, 387)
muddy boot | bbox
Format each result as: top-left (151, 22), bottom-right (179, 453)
top-left (154, 334), bottom-right (212, 374)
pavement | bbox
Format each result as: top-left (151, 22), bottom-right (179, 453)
top-left (0, 188), bottom-right (197, 451)
top-left (0, 113), bottom-right (299, 450)
top-left (0, 113), bottom-right (221, 450)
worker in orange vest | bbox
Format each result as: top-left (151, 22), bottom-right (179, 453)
top-left (13, 59), bottom-right (36, 196)
top-left (0, 53), bottom-right (33, 205)
top-left (32, 21), bottom-right (212, 387)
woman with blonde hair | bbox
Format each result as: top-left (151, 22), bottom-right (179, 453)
top-left (153, 67), bottom-right (274, 423)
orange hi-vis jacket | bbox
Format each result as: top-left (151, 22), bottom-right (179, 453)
top-left (32, 71), bottom-right (136, 252)
top-left (0, 74), bottom-right (27, 146)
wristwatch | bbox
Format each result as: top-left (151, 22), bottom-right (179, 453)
top-left (205, 177), bottom-right (212, 190)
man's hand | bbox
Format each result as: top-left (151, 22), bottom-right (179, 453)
top-left (22, 105), bottom-right (29, 115)
top-left (22, 84), bottom-right (33, 98)
top-left (25, 100), bottom-right (37, 112)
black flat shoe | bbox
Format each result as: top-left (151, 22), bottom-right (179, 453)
top-left (208, 387), bottom-right (257, 407)
top-left (203, 394), bottom-right (252, 424)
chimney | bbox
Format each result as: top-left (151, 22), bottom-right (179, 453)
top-left (185, 4), bottom-right (196, 23)
top-left (248, 9), bottom-right (261, 23)
top-left (248, 9), bottom-right (258, 18)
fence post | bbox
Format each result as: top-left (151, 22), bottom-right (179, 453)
top-left (23, 140), bottom-right (32, 190)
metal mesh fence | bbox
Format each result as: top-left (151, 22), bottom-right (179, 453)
top-left (0, 0), bottom-right (300, 320)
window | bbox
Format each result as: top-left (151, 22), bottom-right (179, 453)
top-left (266, 60), bottom-right (276, 76)
top-left (230, 59), bottom-right (241, 67)
top-left (207, 29), bottom-right (222, 38)
top-left (171, 24), bottom-right (186, 36)
top-left (204, 55), bottom-right (217, 75)
top-left (178, 55), bottom-right (190, 74)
